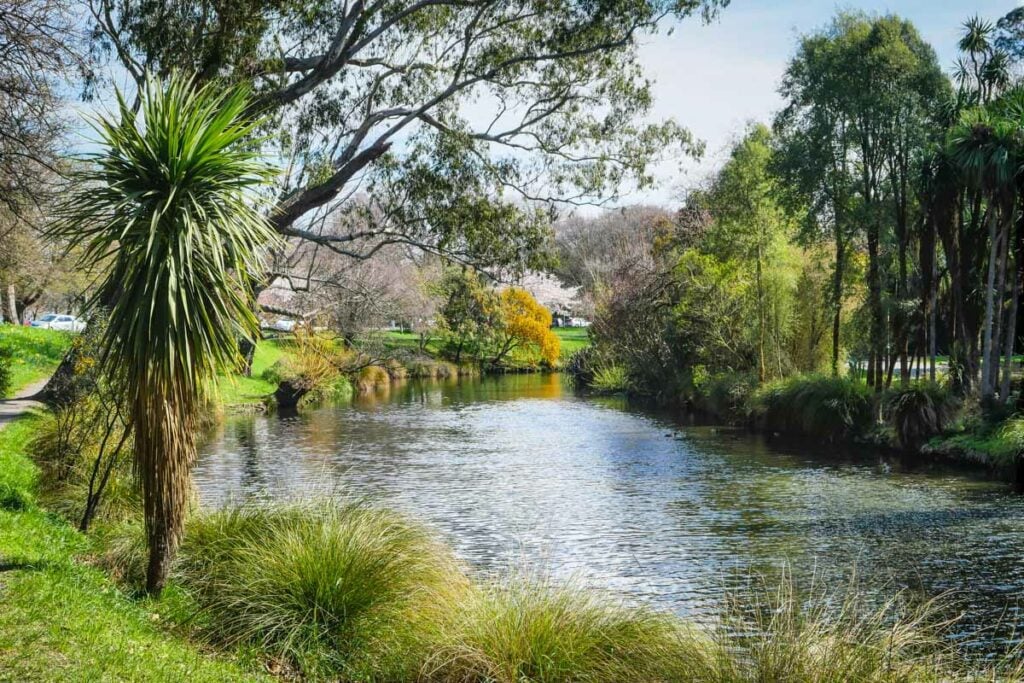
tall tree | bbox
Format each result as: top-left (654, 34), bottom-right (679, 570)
top-left (87, 0), bottom-right (727, 280)
top-left (775, 12), bottom-right (947, 391)
top-left (54, 75), bottom-right (279, 595)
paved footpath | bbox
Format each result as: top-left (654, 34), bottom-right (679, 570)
top-left (0, 378), bottom-right (48, 431)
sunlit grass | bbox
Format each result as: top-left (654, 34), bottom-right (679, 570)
top-left (0, 325), bottom-right (71, 397)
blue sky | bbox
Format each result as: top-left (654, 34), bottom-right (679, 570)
top-left (623, 0), bottom-right (1019, 207)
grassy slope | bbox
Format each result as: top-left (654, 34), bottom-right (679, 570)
top-left (215, 337), bottom-right (291, 407)
top-left (0, 416), bottom-right (267, 682)
top-left (0, 326), bottom-right (71, 397)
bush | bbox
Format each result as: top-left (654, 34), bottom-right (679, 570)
top-left (176, 501), bottom-right (470, 680)
top-left (356, 365), bottom-right (391, 393)
top-left (692, 371), bottom-right (756, 421)
top-left (885, 383), bottom-right (960, 451)
top-left (718, 577), bottom-right (956, 682)
top-left (427, 577), bottom-right (717, 683)
top-left (590, 365), bottom-right (630, 394)
top-left (0, 343), bottom-right (12, 397)
top-left (750, 375), bottom-right (875, 440)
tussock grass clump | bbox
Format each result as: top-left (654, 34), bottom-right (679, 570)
top-left (356, 365), bottom-right (391, 393)
top-left (407, 358), bottom-right (459, 379)
top-left (750, 375), bottom-right (874, 440)
top-left (426, 576), bottom-right (720, 683)
top-left (885, 382), bottom-right (960, 450)
top-left (176, 501), bottom-right (470, 679)
top-left (590, 365), bottom-right (630, 394)
top-left (717, 577), bottom-right (955, 682)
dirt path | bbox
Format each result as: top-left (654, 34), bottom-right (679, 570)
top-left (0, 378), bottom-right (48, 430)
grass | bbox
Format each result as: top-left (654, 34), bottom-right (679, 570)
top-left (176, 501), bottom-right (469, 680)
top-left (0, 325), bottom-right (71, 397)
top-left (552, 326), bottom-right (590, 360)
top-left (0, 414), bottom-right (268, 681)
top-left (427, 576), bottom-right (717, 682)
top-left (215, 337), bottom-right (292, 407)
top-left (749, 374), bottom-right (875, 440)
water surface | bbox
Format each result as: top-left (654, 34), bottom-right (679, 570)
top-left (196, 374), bottom-right (1024, 651)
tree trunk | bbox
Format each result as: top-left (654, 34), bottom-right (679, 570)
top-left (867, 220), bottom-right (884, 396)
top-left (981, 207), bottom-right (1001, 405)
top-left (1002, 201), bottom-right (1024, 403)
top-left (756, 243), bottom-right (766, 383)
top-left (6, 283), bottom-right (17, 324)
top-left (831, 232), bottom-right (845, 376)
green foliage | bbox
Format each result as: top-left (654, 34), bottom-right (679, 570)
top-left (590, 365), bottom-right (630, 394)
top-left (0, 325), bottom-right (71, 397)
top-left (691, 371), bottom-right (757, 420)
top-left (0, 342), bottom-right (11, 398)
top-left (430, 577), bottom-right (717, 683)
top-left (54, 73), bottom-right (281, 593)
top-left (176, 501), bottom-right (469, 680)
top-left (885, 383), bottom-right (960, 450)
top-left (750, 375), bottom-right (875, 440)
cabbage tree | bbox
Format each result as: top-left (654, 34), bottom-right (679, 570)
top-left (55, 74), bottom-right (278, 594)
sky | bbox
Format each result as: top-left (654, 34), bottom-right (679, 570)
top-left (619, 0), bottom-right (1019, 209)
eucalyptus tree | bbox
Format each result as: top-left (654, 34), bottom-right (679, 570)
top-left (775, 13), bottom-right (947, 389)
top-left (86, 0), bottom-right (727, 280)
top-left (54, 75), bottom-right (279, 595)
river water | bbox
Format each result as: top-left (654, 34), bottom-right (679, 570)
top-left (195, 373), bottom-right (1024, 652)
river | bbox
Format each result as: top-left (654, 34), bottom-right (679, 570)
top-left (195, 373), bottom-right (1024, 653)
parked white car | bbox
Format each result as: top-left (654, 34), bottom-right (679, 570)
top-left (31, 313), bottom-right (86, 333)
top-left (261, 318), bottom-right (296, 332)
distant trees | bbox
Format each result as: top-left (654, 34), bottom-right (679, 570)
top-left (436, 268), bottom-right (559, 368)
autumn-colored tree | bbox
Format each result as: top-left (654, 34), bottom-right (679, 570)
top-left (491, 288), bottom-right (560, 367)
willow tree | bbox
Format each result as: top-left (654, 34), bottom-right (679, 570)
top-left (54, 75), bottom-right (279, 595)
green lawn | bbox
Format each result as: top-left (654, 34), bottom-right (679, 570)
top-left (553, 326), bottom-right (590, 359)
top-left (0, 326), bottom-right (71, 397)
top-left (380, 327), bottom-right (590, 366)
top-left (0, 415), bottom-right (267, 682)
top-left (215, 337), bottom-right (293, 407)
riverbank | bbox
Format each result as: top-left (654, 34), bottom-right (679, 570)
top-left (0, 414), bottom-right (270, 680)
top-left (573, 365), bottom-right (1024, 483)
top-left (4, 407), bottom-right (1023, 681)
top-left (219, 327), bottom-right (591, 410)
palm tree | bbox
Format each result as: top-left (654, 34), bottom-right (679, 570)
top-left (55, 74), bottom-right (278, 595)
top-left (949, 98), bottom-right (1021, 407)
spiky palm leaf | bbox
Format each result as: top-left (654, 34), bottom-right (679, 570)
top-left (54, 73), bottom-right (279, 594)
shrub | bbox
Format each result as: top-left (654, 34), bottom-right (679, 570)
top-left (0, 343), bottom-right (12, 397)
top-left (750, 375), bottom-right (874, 440)
top-left (718, 577), bottom-right (955, 682)
top-left (693, 371), bottom-right (756, 421)
top-left (427, 576), bottom-right (717, 683)
top-left (407, 358), bottom-right (459, 380)
top-left (176, 501), bottom-right (470, 680)
top-left (590, 365), bottom-right (630, 394)
top-left (885, 383), bottom-right (960, 451)
top-left (356, 365), bottom-right (391, 393)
